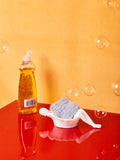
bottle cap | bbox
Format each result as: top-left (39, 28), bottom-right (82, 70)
top-left (23, 51), bottom-right (32, 62)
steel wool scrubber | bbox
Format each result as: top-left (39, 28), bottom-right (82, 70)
top-left (39, 98), bottom-right (101, 128)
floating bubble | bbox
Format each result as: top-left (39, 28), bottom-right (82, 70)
top-left (112, 81), bottom-right (120, 96)
top-left (84, 84), bottom-right (95, 96)
top-left (113, 144), bottom-right (119, 150)
top-left (65, 86), bottom-right (80, 102)
top-left (105, 0), bottom-right (113, 7)
top-left (0, 39), bottom-right (9, 53)
top-left (96, 150), bottom-right (105, 160)
top-left (104, 0), bottom-right (120, 8)
top-left (94, 108), bottom-right (107, 118)
top-left (95, 36), bottom-right (109, 49)
top-left (100, 150), bottom-right (105, 156)
top-left (96, 155), bottom-right (100, 160)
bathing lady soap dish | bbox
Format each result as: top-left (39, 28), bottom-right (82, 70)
top-left (39, 98), bottom-right (101, 128)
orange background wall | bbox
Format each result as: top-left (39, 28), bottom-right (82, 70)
top-left (0, 0), bottom-right (120, 113)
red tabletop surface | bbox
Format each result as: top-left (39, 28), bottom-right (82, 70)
top-left (0, 100), bottom-right (120, 160)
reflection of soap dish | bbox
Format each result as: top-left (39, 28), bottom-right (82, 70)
top-left (39, 126), bottom-right (100, 143)
top-left (39, 108), bottom-right (101, 129)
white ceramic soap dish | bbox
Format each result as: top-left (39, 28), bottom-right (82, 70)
top-left (39, 108), bottom-right (101, 129)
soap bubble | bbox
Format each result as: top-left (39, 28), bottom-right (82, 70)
top-left (113, 144), bottom-right (119, 150)
top-left (112, 81), bottom-right (120, 96)
top-left (104, 0), bottom-right (120, 8)
top-left (0, 39), bottom-right (9, 53)
top-left (104, 0), bottom-right (113, 7)
top-left (96, 156), bottom-right (100, 160)
top-left (94, 108), bottom-right (107, 118)
top-left (95, 36), bottom-right (109, 49)
top-left (84, 84), bottom-right (95, 96)
top-left (96, 150), bottom-right (105, 160)
top-left (65, 86), bottom-right (80, 102)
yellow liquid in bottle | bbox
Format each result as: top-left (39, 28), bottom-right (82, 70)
top-left (18, 68), bottom-right (37, 114)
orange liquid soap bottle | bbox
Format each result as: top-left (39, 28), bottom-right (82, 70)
top-left (18, 51), bottom-right (37, 114)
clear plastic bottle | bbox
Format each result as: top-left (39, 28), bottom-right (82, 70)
top-left (18, 51), bottom-right (37, 114)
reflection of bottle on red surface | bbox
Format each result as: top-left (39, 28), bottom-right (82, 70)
top-left (18, 113), bottom-right (37, 158)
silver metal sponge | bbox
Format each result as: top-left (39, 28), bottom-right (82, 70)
top-left (50, 97), bottom-right (80, 119)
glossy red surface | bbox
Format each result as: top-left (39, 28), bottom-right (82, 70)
top-left (0, 101), bottom-right (120, 160)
